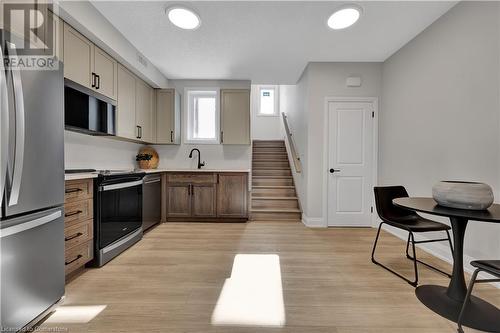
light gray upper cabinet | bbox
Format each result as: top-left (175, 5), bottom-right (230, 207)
top-left (93, 46), bottom-right (118, 100)
top-left (63, 22), bottom-right (117, 100)
top-left (116, 65), bottom-right (155, 144)
top-left (135, 79), bottom-right (154, 143)
top-left (156, 89), bottom-right (181, 144)
top-left (63, 23), bottom-right (93, 89)
top-left (116, 64), bottom-right (137, 140)
top-left (220, 89), bottom-right (251, 145)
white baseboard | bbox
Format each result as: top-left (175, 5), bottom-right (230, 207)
top-left (380, 223), bottom-right (500, 289)
top-left (302, 215), bottom-right (326, 228)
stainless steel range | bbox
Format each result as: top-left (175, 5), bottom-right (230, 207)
top-left (92, 170), bottom-right (146, 266)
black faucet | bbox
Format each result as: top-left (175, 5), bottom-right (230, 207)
top-left (189, 148), bottom-right (205, 169)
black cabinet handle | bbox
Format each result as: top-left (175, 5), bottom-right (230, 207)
top-left (65, 232), bottom-right (83, 241)
top-left (65, 254), bottom-right (83, 265)
top-left (96, 74), bottom-right (100, 90)
top-left (139, 126), bottom-right (142, 139)
top-left (65, 210), bottom-right (82, 217)
top-left (136, 126), bottom-right (141, 139)
top-left (170, 130), bottom-right (174, 143)
top-left (65, 188), bottom-right (82, 194)
top-left (221, 131), bottom-right (224, 143)
top-left (91, 72), bottom-right (96, 88)
top-left (329, 169), bottom-right (341, 173)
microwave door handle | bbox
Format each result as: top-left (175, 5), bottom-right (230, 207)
top-left (0, 43), bottom-right (9, 207)
top-left (6, 42), bottom-right (25, 206)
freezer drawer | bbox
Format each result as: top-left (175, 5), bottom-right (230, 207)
top-left (1, 207), bottom-right (65, 331)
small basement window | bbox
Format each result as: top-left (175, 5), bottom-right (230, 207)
top-left (258, 86), bottom-right (278, 116)
top-left (186, 89), bottom-right (220, 144)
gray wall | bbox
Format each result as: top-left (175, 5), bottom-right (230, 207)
top-left (281, 63), bottom-right (383, 226)
top-left (380, 1), bottom-right (500, 259)
top-left (280, 68), bottom-right (310, 216)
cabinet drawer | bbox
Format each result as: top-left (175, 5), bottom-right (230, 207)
top-left (65, 240), bottom-right (93, 275)
top-left (65, 179), bottom-right (93, 203)
top-left (65, 219), bottom-right (93, 251)
top-left (167, 173), bottom-right (216, 184)
top-left (64, 199), bottom-right (93, 227)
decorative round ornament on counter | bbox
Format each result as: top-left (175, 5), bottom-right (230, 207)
top-left (432, 181), bottom-right (494, 210)
top-left (136, 146), bottom-right (159, 169)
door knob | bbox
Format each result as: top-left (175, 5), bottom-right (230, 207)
top-left (329, 168), bottom-right (340, 173)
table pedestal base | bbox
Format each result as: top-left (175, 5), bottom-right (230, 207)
top-left (416, 285), bottom-right (500, 332)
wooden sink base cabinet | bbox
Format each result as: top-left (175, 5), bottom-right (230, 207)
top-left (165, 172), bottom-right (248, 222)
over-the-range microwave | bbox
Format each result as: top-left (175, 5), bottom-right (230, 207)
top-left (64, 79), bottom-right (116, 136)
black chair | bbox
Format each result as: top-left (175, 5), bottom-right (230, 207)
top-left (457, 260), bottom-right (500, 333)
top-left (371, 186), bottom-right (454, 287)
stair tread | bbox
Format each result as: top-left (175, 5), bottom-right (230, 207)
top-left (252, 207), bottom-right (301, 212)
top-left (253, 176), bottom-right (292, 179)
top-left (252, 196), bottom-right (299, 200)
top-left (252, 185), bottom-right (295, 189)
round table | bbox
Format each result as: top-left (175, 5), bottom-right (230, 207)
top-left (393, 197), bottom-right (500, 332)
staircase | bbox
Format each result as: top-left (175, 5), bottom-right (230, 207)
top-left (251, 140), bottom-right (301, 221)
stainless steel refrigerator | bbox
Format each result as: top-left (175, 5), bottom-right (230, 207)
top-left (1, 35), bottom-right (65, 330)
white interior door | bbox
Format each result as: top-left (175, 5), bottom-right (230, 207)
top-left (327, 100), bottom-right (374, 227)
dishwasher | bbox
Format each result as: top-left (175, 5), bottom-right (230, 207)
top-left (142, 174), bottom-right (162, 231)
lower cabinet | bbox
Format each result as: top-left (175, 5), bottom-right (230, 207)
top-left (217, 173), bottom-right (248, 218)
top-left (166, 172), bottom-right (248, 221)
top-left (192, 184), bottom-right (217, 217)
top-left (166, 183), bottom-right (191, 217)
top-left (64, 179), bottom-right (94, 280)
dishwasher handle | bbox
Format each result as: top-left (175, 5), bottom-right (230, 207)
top-left (144, 178), bottom-right (161, 185)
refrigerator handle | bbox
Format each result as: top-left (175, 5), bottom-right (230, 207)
top-left (6, 42), bottom-right (25, 207)
top-left (0, 210), bottom-right (61, 238)
top-left (0, 43), bottom-right (9, 208)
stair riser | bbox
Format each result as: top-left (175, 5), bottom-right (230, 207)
top-left (252, 170), bottom-right (292, 176)
top-left (253, 148), bottom-right (287, 153)
top-left (252, 188), bottom-right (296, 197)
top-left (253, 162), bottom-right (290, 168)
top-left (253, 142), bottom-right (285, 147)
top-left (253, 166), bottom-right (291, 171)
top-left (252, 199), bottom-right (299, 209)
top-left (253, 178), bottom-right (294, 186)
top-left (252, 156), bottom-right (289, 161)
top-left (251, 212), bottom-right (302, 221)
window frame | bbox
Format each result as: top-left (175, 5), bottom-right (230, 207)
top-left (184, 88), bottom-right (221, 145)
top-left (257, 85), bottom-right (279, 117)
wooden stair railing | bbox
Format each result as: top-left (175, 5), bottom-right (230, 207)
top-left (281, 112), bottom-right (302, 173)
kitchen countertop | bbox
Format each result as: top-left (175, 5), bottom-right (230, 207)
top-left (65, 172), bottom-right (99, 181)
top-left (140, 168), bottom-right (251, 174)
top-left (65, 169), bottom-right (251, 181)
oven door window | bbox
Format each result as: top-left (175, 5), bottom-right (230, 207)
top-left (99, 185), bottom-right (142, 249)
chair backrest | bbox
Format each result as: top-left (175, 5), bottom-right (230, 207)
top-left (373, 186), bottom-right (417, 223)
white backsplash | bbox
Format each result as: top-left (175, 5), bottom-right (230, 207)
top-left (65, 131), bottom-right (251, 171)
top-left (65, 131), bottom-right (140, 170)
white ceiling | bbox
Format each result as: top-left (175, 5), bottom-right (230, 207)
top-left (92, 1), bottom-right (456, 84)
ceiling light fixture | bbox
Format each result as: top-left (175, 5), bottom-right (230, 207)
top-left (327, 6), bottom-right (362, 30)
top-left (166, 6), bottom-right (201, 30)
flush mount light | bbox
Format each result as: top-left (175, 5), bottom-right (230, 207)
top-left (327, 6), bottom-right (362, 30)
top-left (166, 6), bottom-right (201, 30)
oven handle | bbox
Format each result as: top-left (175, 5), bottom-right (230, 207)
top-left (100, 180), bottom-right (143, 192)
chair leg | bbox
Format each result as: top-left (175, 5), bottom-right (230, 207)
top-left (457, 269), bottom-right (480, 333)
top-left (371, 223), bottom-right (418, 287)
top-left (405, 230), bottom-right (453, 278)
top-left (410, 232), bottom-right (419, 286)
top-left (405, 232), bottom-right (412, 259)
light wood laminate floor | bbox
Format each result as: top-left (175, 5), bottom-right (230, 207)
top-left (41, 222), bottom-right (499, 333)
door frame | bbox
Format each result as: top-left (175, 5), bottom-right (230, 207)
top-left (323, 97), bottom-right (379, 227)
